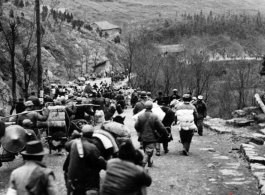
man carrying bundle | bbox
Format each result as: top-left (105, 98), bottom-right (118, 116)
top-left (17, 101), bottom-right (50, 139)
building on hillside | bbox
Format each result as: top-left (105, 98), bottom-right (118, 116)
top-left (93, 58), bottom-right (112, 76)
top-left (92, 21), bottom-right (122, 38)
top-left (157, 44), bottom-right (185, 57)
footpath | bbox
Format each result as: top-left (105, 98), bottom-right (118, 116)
top-left (204, 117), bottom-right (265, 195)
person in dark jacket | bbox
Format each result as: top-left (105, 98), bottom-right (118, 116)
top-left (65, 125), bottom-right (106, 195)
top-left (153, 92), bottom-right (163, 106)
top-left (170, 89), bottom-right (180, 101)
top-left (155, 105), bottom-right (174, 155)
top-left (93, 92), bottom-right (105, 111)
top-left (75, 98), bottom-right (95, 120)
top-left (135, 101), bottom-right (168, 167)
top-left (130, 90), bottom-right (138, 108)
top-left (193, 95), bottom-right (207, 136)
top-left (113, 104), bottom-right (125, 125)
top-left (28, 91), bottom-right (41, 110)
top-left (100, 140), bottom-right (152, 195)
top-left (133, 91), bottom-right (147, 115)
top-left (10, 98), bottom-right (25, 115)
top-left (116, 90), bottom-right (125, 109)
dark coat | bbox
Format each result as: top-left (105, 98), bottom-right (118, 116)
top-left (28, 95), bottom-right (40, 108)
top-left (193, 101), bottom-right (207, 119)
top-left (153, 96), bottom-right (163, 105)
top-left (100, 158), bottom-right (152, 195)
top-left (10, 102), bottom-right (26, 115)
top-left (133, 101), bottom-right (145, 115)
top-left (93, 97), bottom-right (105, 111)
top-left (65, 137), bottom-right (106, 191)
top-left (135, 110), bottom-right (167, 143)
top-left (75, 105), bottom-right (93, 120)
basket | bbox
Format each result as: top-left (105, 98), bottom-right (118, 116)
top-left (0, 145), bottom-right (15, 162)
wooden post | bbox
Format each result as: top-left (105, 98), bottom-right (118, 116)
top-left (36, 0), bottom-right (43, 95)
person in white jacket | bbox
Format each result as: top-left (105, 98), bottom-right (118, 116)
top-left (175, 94), bottom-right (198, 156)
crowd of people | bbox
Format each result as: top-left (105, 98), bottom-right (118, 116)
top-left (2, 80), bottom-right (207, 195)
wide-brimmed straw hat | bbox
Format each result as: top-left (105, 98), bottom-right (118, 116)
top-left (21, 140), bottom-right (47, 156)
top-left (1, 125), bottom-right (27, 153)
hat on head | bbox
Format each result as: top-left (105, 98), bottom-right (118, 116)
top-left (147, 92), bottom-right (151, 96)
top-left (24, 101), bottom-right (34, 107)
top-left (18, 98), bottom-right (24, 102)
top-left (0, 121), bottom-right (5, 137)
top-left (119, 90), bottom-right (122, 94)
top-left (145, 101), bottom-right (153, 110)
top-left (1, 125), bottom-right (27, 153)
top-left (140, 91), bottom-right (147, 98)
top-left (198, 95), bottom-right (203, 100)
top-left (116, 104), bottom-right (123, 114)
top-left (22, 119), bottom-right (33, 126)
top-left (21, 140), bottom-right (47, 156)
top-left (182, 94), bottom-right (191, 102)
top-left (118, 139), bottom-right (136, 161)
top-left (82, 125), bottom-right (94, 138)
top-left (68, 94), bottom-right (74, 98)
top-left (173, 89), bottom-right (178, 92)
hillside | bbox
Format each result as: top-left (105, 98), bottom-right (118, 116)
top-left (43, 0), bottom-right (265, 26)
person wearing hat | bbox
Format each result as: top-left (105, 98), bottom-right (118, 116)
top-left (175, 94), bottom-right (198, 156)
top-left (170, 89), bottom-right (180, 102)
top-left (133, 91), bottom-right (148, 115)
top-left (17, 101), bottom-right (50, 139)
top-left (135, 101), bottom-right (168, 167)
top-left (100, 140), bottom-right (152, 195)
top-left (6, 141), bottom-right (58, 195)
top-left (130, 89), bottom-right (139, 108)
top-left (193, 95), bottom-right (207, 136)
top-left (64, 125), bottom-right (106, 195)
top-left (28, 91), bottom-right (41, 110)
top-left (10, 98), bottom-right (26, 115)
top-left (153, 92), bottom-right (163, 106)
top-left (74, 97), bottom-right (94, 121)
top-left (116, 90), bottom-right (125, 109)
top-left (147, 92), bottom-right (153, 101)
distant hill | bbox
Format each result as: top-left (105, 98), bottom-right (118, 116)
top-left (43, 0), bottom-right (265, 26)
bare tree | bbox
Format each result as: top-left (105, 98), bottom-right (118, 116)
top-left (0, 13), bottom-right (21, 104)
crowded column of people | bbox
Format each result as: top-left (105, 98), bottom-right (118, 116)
top-left (2, 77), bottom-right (207, 195)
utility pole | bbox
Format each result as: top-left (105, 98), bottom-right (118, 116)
top-left (36, 0), bottom-right (43, 97)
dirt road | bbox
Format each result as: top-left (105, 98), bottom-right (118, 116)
top-left (0, 107), bottom-right (259, 195)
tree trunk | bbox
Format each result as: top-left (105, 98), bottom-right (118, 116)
top-left (11, 26), bottom-right (17, 104)
top-left (11, 53), bottom-right (17, 104)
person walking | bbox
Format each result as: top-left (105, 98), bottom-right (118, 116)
top-left (100, 140), bottom-right (152, 195)
top-left (133, 91), bottom-right (147, 115)
top-left (64, 125), bottom-right (106, 195)
top-left (17, 101), bottom-right (50, 139)
top-left (193, 95), bottom-right (207, 136)
top-left (10, 98), bottom-right (25, 115)
top-left (156, 105), bottom-right (175, 155)
top-left (170, 89), bottom-right (180, 101)
top-left (153, 92), bottom-right (163, 106)
top-left (133, 91), bottom-right (148, 149)
top-left (135, 101), bottom-right (168, 167)
top-left (6, 140), bottom-right (57, 195)
top-left (175, 94), bottom-right (198, 156)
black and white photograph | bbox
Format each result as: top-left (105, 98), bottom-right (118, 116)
top-left (1, 0), bottom-right (265, 194)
